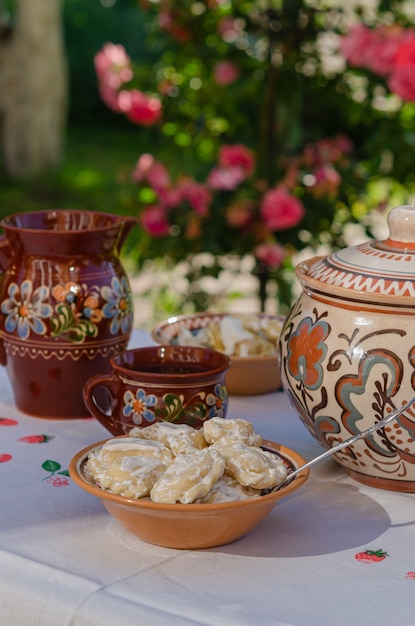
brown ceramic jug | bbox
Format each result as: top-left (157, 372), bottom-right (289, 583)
top-left (0, 209), bottom-right (136, 418)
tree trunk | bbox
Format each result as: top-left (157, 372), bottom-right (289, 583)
top-left (0, 0), bottom-right (67, 178)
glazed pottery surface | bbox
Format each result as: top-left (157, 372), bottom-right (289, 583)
top-left (69, 437), bottom-right (309, 549)
top-left (83, 345), bottom-right (230, 435)
top-left (279, 204), bottom-right (415, 491)
top-left (0, 209), bottom-right (136, 418)
top-left (152, 312), bottom-right (284, 395)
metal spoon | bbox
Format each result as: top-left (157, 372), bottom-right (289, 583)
top-left (263, 396), bottom-right (415, 494)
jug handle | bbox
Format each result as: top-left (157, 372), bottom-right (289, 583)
top-left (83, 372), bottom-right (121, 435)
top-left (117, 216), bottom-right (137, 253)
top-left (0, 234), bottom-right (12, 273)
top-left (0, 235), bottom-right (12, 366)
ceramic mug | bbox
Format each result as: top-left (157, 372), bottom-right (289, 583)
top-left (83, 345), bottom-right (230, 435)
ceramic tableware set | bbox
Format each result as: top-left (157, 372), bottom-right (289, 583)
top-left (4, 205), bottom-right (415, 547)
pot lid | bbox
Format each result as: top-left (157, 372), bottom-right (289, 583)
top-left (296, 204), bottom-right (415, 303)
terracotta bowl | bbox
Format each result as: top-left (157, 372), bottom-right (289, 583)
top-left (151, 312), bottom-right (285, 395)
top-left (69, 438), bottom-right (309, 549)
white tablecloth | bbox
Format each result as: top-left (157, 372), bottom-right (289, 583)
top-left (2, 329), bottom-right (415, 626)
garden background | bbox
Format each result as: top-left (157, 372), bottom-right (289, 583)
top-left (1, 0), bottom-right (415, 329)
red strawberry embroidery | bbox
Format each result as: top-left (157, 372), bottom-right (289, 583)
top-left (18, 435), bottom-right (54, 444)
top-left (0, 418), bottom-right (18, 426)
top-left (355, 549), bottom-right (388, 564)
top-left (405, 571), bottom-right (415, 580)
top-left (0, 454), bottom-right (12, 463)
top-left (47, 475), bottom-right (70, 487)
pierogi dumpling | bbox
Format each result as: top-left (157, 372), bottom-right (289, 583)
top-left (86, 437), bottom-right (174, 474)
top-left (129, 421), bottom-right (207, 455)
top-left (150, 448), bottom-right (225, 504)
top-left (195, 474), bottom-right (260, 503)
top-left (95, 455), bottom-right (167, 499)
top-left (211, 441), bottom-right (288, 489)
top-left (202, 416), bottom-right (262, 447)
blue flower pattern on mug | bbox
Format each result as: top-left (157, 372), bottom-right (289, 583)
top-left (123, 388), bottom-right (158, 425)
top-left (206, 383), bottom-right (228, 418)
top-left (1, 280), bottom-right (53, 340)
top-left (0, 276), bottom-right (133, 342)
top-left (121, 385), bottom-right (228, 426)
top-left (102, 276), bottom-right (134, 334)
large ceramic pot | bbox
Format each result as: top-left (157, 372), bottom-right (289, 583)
top-left (279, 204), bottom-right (415, 492)
top-left (0, 209), bottom-right (136, 418)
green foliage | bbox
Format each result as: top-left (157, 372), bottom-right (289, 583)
top-left (61, 0), bottom-right (415, 312)
top-left (4, 0), bottom-right (415, 318)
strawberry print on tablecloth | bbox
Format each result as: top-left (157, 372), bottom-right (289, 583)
top-left (18, 435), bottom-right (55, 444)
top-left (354, 549), bottom-right (388, 564)
top-left (0, 417), bottom-right (18, 426)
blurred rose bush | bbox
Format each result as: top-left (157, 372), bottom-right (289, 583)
top-left (94, 1), bottom-right (415, 314)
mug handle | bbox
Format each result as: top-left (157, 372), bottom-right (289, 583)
top-left (83, 372), bottom-right (121, 435)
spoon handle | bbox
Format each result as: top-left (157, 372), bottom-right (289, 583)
top-left (273, 396), bottom-right (415, 492)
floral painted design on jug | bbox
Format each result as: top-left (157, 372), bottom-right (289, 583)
top-left (0, 276), bottom-right (133, 343)
top-left (123, 383), bottom-right (228, 427)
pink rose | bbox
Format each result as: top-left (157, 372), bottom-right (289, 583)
top-left (94, 43), bottom-right (133, 90)
top-left (386, 33), bottom-right (415, 101)
top-left (339, 25), bottom-right (373, 68)
top-left (218, 144), bottom-right (255, 175)
top-left (207, 166), bottom-right (246, 190)
top-left (340, 24), bottom-right (415, 79)
top-left (303, 135), bottom-right (353, 167)
top-left (260, 187), bottom-right (305, 231)
top-left (254, 242), bottom-right (285, 269)
top-left (159, 186), bottom-right (185, 208)
top-left (388, 65), bottom-right (415, 102)
top-left (139, 205), bottom-right (170, 237)
top-left (99, 85), bottom-right (123, 113)
top-left (132, 154), bottom-right (171, 192)
top-left (393, 33), bottom-right (415, 68)
top-left (365, 27), bottom-right (406, 76)
top-left (309, 164), bottom-right (342, 197)
top-left (118, 89), bottom-right (162, 126)
top-left (178, 180), bottom-right (212, 217)
top-left (213, 61), bottom-right (240, 86)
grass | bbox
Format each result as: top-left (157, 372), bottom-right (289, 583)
top-left (0, 125), bottom-right (142, 218)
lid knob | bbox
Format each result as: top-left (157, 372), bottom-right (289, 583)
top-left (387, 205), bottom-right (415, 244)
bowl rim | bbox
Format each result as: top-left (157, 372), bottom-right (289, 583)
top-left (69, 436), bottom-right (309, 510)
top-left (151, 312), bottom-right (285, 362)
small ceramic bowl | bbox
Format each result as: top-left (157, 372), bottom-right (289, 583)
top-left (69, 438), bottom-right (309, 549)
top-left (151, 312), bottom-right (284, 395)
top-left (83, 345), bottom-right (230, 436)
